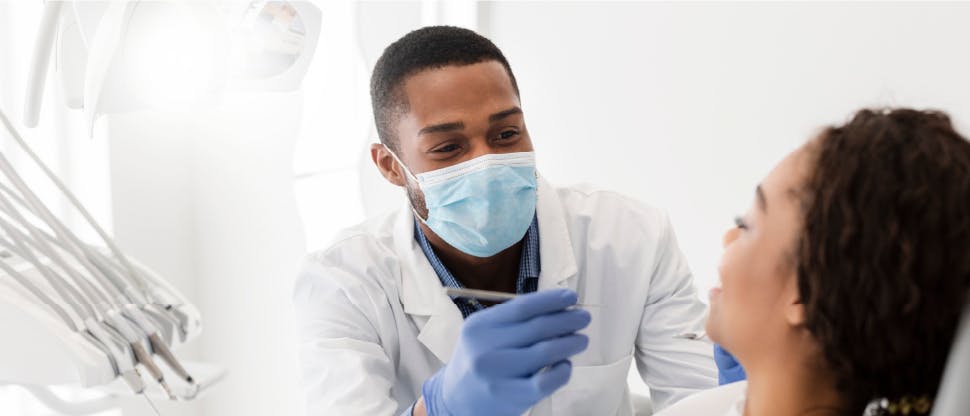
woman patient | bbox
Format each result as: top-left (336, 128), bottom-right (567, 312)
top-left (659, 108), bottom-right (970, 415)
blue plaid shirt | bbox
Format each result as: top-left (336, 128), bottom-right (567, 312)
top-left (414, 215), bottom-right (541, 318)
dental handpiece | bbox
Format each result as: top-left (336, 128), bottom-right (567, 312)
top-left (444, 287), bottom-right (598, 307)
top-left (0, 108), bottom-right (197, 396)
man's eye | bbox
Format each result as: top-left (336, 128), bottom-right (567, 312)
top-left (433, 144), bottom-right (460, 153)
top-left (497, 130), bottom-right (518, 140)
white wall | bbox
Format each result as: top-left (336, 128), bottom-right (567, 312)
top-left (479, 3), bottom-right (970, 396)
top-left (480, 1), bottom-right (970, 301)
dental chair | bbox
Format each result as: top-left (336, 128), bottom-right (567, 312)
top-left (931, 297), bottom-right (970, 415)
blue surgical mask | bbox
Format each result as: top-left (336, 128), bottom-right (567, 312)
top-left (386, 146), bottom-right (538, 258)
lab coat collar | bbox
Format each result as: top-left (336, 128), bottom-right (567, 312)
top-left (394, 201), bottom-right (440, 317)
top-left (534, 175), bottom-right (579, 290)
top-left (393, 199), bottom-right (464, 363)
top-left (394, 174), bottom-right (578, 363)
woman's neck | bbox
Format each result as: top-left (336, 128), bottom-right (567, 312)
top-left (743, 342), bottom-right (844, 416)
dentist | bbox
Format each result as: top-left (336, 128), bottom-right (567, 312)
top-left (294, 26), bottom-right (734, 416)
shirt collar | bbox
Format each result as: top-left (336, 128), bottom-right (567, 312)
top-left (413, 215), bottom-right (541, 318)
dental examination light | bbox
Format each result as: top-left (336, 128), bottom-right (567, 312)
top-left (23, 1), bottom-right (321, 132)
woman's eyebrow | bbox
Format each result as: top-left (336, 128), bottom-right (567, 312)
top-left (756, 185), bottom-right (768, 212)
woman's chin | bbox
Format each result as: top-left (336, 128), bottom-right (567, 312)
top-left (704, 318), bottom-right (719, 344)
top-left (705, 293), bottom-right (723, 344)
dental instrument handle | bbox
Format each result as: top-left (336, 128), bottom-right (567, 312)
top-left (444, 287), bottom-right (517, 302)
top-left (0, 109), bottom-right (149, 296)
top-left (444, 287), bottom-right (598, 307)
top-left (673, 331), bottom-right (707, 340)
top-left (131, 341), bottom-right (176, 400)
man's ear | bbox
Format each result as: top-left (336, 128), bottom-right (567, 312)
top-left (371, 143), bottom-right (406, 187)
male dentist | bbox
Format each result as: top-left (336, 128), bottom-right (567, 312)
top-left (294, 26), bottom-right (738, 416)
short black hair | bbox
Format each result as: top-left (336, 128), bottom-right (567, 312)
top-left (370, 26), bottom-right (519, 152)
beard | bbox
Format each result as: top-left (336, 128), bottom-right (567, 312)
top-left (404, 180), bottom-right (430, 221)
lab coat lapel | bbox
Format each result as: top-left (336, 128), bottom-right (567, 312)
top-left (416, 290), bottom-right (464, 364)
top-left (536, 175), bottom-right (579, 290)
top-left (393, 202), bottom-right (463, 364)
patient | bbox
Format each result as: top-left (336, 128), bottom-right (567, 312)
top-left (659, 108), bottom-right (970, 415)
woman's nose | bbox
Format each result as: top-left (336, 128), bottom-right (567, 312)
top-left (722, 227), bottom-right (741, 248)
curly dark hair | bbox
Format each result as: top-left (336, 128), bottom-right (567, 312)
top-left (796, 108), bottom-right (970, 414)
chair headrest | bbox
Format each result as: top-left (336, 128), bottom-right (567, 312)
top-left (931, 299), bottom-right (970, 415)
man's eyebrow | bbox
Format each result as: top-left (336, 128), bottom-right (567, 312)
top-left (488, 107), bottom-right (523, 123)
top-left (418, 121), bottom-right (464, 135)
top-left (756, 185), bottom-right (768, 212)
top-left (417, 107), bottom-right (521, 135)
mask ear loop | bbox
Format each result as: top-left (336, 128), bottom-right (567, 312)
top-left (382, 144), bottom-right (419, 184)
top-left (382, 144), bottom-right (432, 224)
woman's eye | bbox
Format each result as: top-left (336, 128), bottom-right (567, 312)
top-left (497, 130), bottom-right (519, 140)
top-left (733, 216), bottom-right (749, 230)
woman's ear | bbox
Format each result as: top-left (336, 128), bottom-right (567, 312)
top-left (784, 277), bottom-right (807, 326)
top-left (371, 143), bottom-right (406, 187)
top-left (786, 301), bottom-right (806, 327)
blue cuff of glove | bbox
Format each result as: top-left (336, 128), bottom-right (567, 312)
top-left (718, 364), bottom-right (747, 385)
top-left (713, 344), bottom-right (747, 385)
top-left (421, 367), bottom-right (450, 416)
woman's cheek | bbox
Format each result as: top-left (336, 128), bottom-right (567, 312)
top-left (718, 241), bottom-right (743, 287)
top-left (709, 248), bottom-right (736, 319)
top-left (717, 239), bottom-right (754, 314)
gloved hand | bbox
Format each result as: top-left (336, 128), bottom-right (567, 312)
top-left (713, 344), bottom-right (747, 385)
top-left (422, 288), bottom-right (592, 416)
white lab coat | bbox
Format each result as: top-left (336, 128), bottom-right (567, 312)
top-left (653, 381), bottom-right (747, 416)
top-left (294, 176), bottom-right (717, 416)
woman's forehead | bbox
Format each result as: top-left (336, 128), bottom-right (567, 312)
top-left (763, 148), bottom-right (811, 201)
